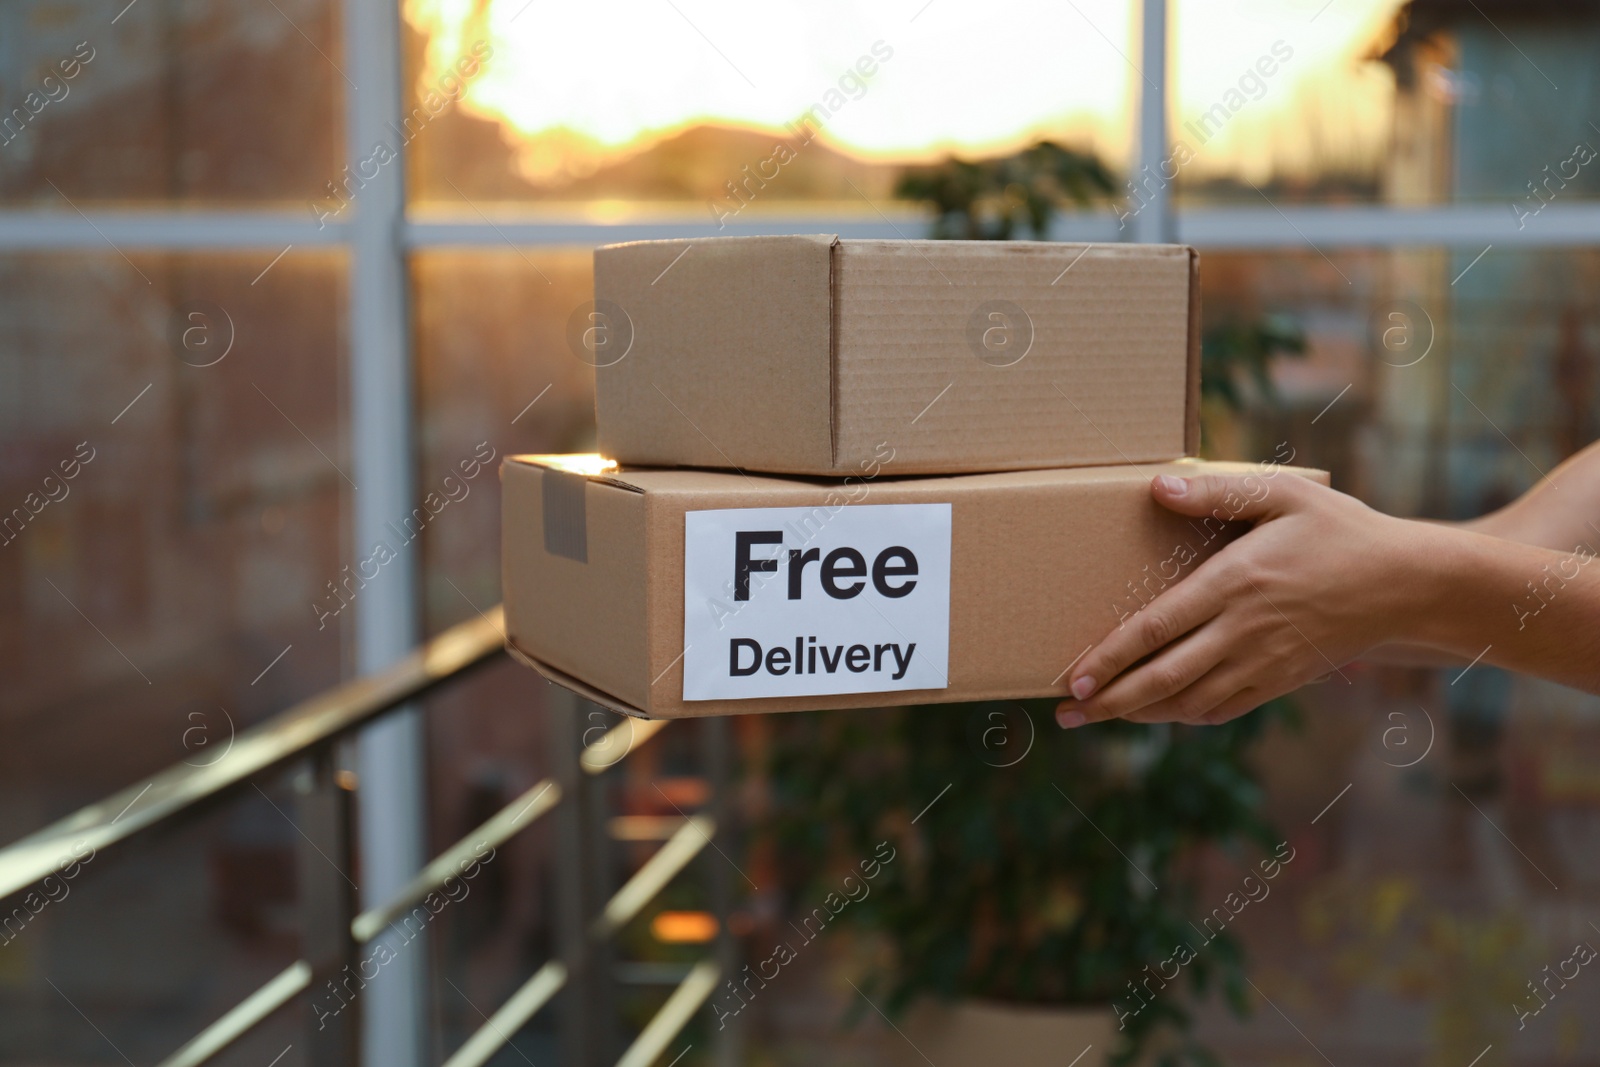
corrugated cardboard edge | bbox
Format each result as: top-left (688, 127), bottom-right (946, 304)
top-left (827, 235), bottom-right (842, 468)
top-left (506, 641), bottom-right (656, 719)
top-left (1184, 246), bottom-right (1203, 457)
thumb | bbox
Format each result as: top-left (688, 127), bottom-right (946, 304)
top-left (1150, 471), bottom-right (1294, 523)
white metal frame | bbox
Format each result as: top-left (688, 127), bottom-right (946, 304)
top-left (6, 201), bottom-right (1600, 251)
top-left (4, 1), bottom-right (1594, 1063)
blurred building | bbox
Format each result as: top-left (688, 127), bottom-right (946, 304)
top-left (1375, 0), bottom-right (1600, 520)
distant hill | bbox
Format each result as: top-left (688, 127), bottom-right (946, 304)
top-left (410, 114), bottom-right (902, 205)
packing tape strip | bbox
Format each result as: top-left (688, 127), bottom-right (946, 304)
top-left (542, 468), bottom-right (588, 563)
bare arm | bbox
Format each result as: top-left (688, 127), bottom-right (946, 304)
top-left (1368, 437), bottom-right (1600, 666)
top-left (1462, 438), bottom-right (1600, 550)
top-left (1408, 525), bottom-right (1600, 682)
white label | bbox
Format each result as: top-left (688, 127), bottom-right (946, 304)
top-left (681, 503), bottom-right (952, 701)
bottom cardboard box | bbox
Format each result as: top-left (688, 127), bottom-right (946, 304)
top-left (502, 453), bottom-right (1327, 719)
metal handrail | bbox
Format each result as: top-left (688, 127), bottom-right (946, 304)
top-left (579, 718), bottom-right (668, 775)
top-left (351, 777), bottom-right (562, 944)
top-left (615, 961), bottom-right (721, 1067)
top-left (154, 962), bottom-right (312, 1067)
top-left (149, 773), bottom-right (570, 1067)
top-left (0, 608), bottom-right (506, 902)
top-left (442, 961), bottom-right (569, 1067)
top-left (592, 816), bottom-right (716, 940)
top-left (0, 601), bottom-right (719, 1067)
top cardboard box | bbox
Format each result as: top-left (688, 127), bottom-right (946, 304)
top-left (592, 235), bottom-right (1200, 477)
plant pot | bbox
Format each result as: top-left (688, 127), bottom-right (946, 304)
top-left (889, 999), bottom-right (1114, 1067)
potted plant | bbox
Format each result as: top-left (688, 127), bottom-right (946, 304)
top-left (760, 700), bottom-right (1292, 1066)
top-left (893, 140), bottom-right (1116, 240)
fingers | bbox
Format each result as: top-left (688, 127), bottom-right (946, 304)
top-left (1060, 468), bottom-right (1320, 715)
top-left (1149, 470), bottom-right (1304, 524)
top-left (1057, 666), bottom-right (1265, 728)
top-left (1068, 578), bottom-right (1224, 702)
top-left (1069, 625), bottom-right (1229, 723)
top-left (1103, 661), bottom-right (1236, 724)
top-left (1123, 683), bottom-right (1266, 725)
top-left (1199, 689), bottom-right (1269, 724)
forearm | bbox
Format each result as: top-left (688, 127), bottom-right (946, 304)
top-left (1401, 525), bottom-right (1600, 693)
top-left (1359, 644), bottom-right (1468, 667)
top-left (1462, 439), bottom-right (1600, 550)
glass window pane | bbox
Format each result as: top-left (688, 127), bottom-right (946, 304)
top-left (1169, 0), bottom-right (1401, 205)
top-left (0, 249), bottom-right (350, 813)
top-left (1447, 22), bottom-right (1600, 205)
top-left (0, 250), bottom-right (347, 1062)
top-left (404, 0), bottom-right (1136, 212)
top-left (412, 248), bottom-right (591, 635)
top-left (1, 0), bottom-right (341, 205)
top-left (1172, 1), bottom-right (1600, 208)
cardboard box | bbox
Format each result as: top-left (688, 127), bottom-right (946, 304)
top-left (591, 236), bottom-right (1200, 476)
top-left (502, 453), bottom-right (1327, 719)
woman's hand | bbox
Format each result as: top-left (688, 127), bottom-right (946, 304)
top-left (1057, 471), bottom-right (1442, 728)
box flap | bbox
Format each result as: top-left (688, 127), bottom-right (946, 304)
top-left (594, 235), bottom-right (837, 472)
top-left (505, 453), bottom-right (647, 493)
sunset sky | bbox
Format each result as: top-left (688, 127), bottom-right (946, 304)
top-left (404, 0), bottom-right (1403, 185)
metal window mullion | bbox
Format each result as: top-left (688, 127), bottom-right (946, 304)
top-left (0, 212), bottom-right (346, 249)
top-left (1132, 0), bottom-right (1174, 244)
top-left (6, 206), bottom-right (1600, 251)
top-left (338, 0), bottom-right (429, 1065)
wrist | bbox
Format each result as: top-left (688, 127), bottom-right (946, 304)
top-left (1387, 520), bottom-right (1482, 653)
top-left (1397, 521), bottom-right (1547, 658)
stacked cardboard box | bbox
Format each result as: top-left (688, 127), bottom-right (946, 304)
top-left (503, 236), bottom-right (1326, 718)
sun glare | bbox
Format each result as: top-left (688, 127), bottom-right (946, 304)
top-left (403, 0), bottom-right (1401, 186)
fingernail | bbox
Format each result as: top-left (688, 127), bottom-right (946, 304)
top-left (1071, 676), bottom-right (1097, 700)
top-left (1057, 710), bottom-right (1087, 729)
top-left (1155, 475), bottom-right (1187, 497)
